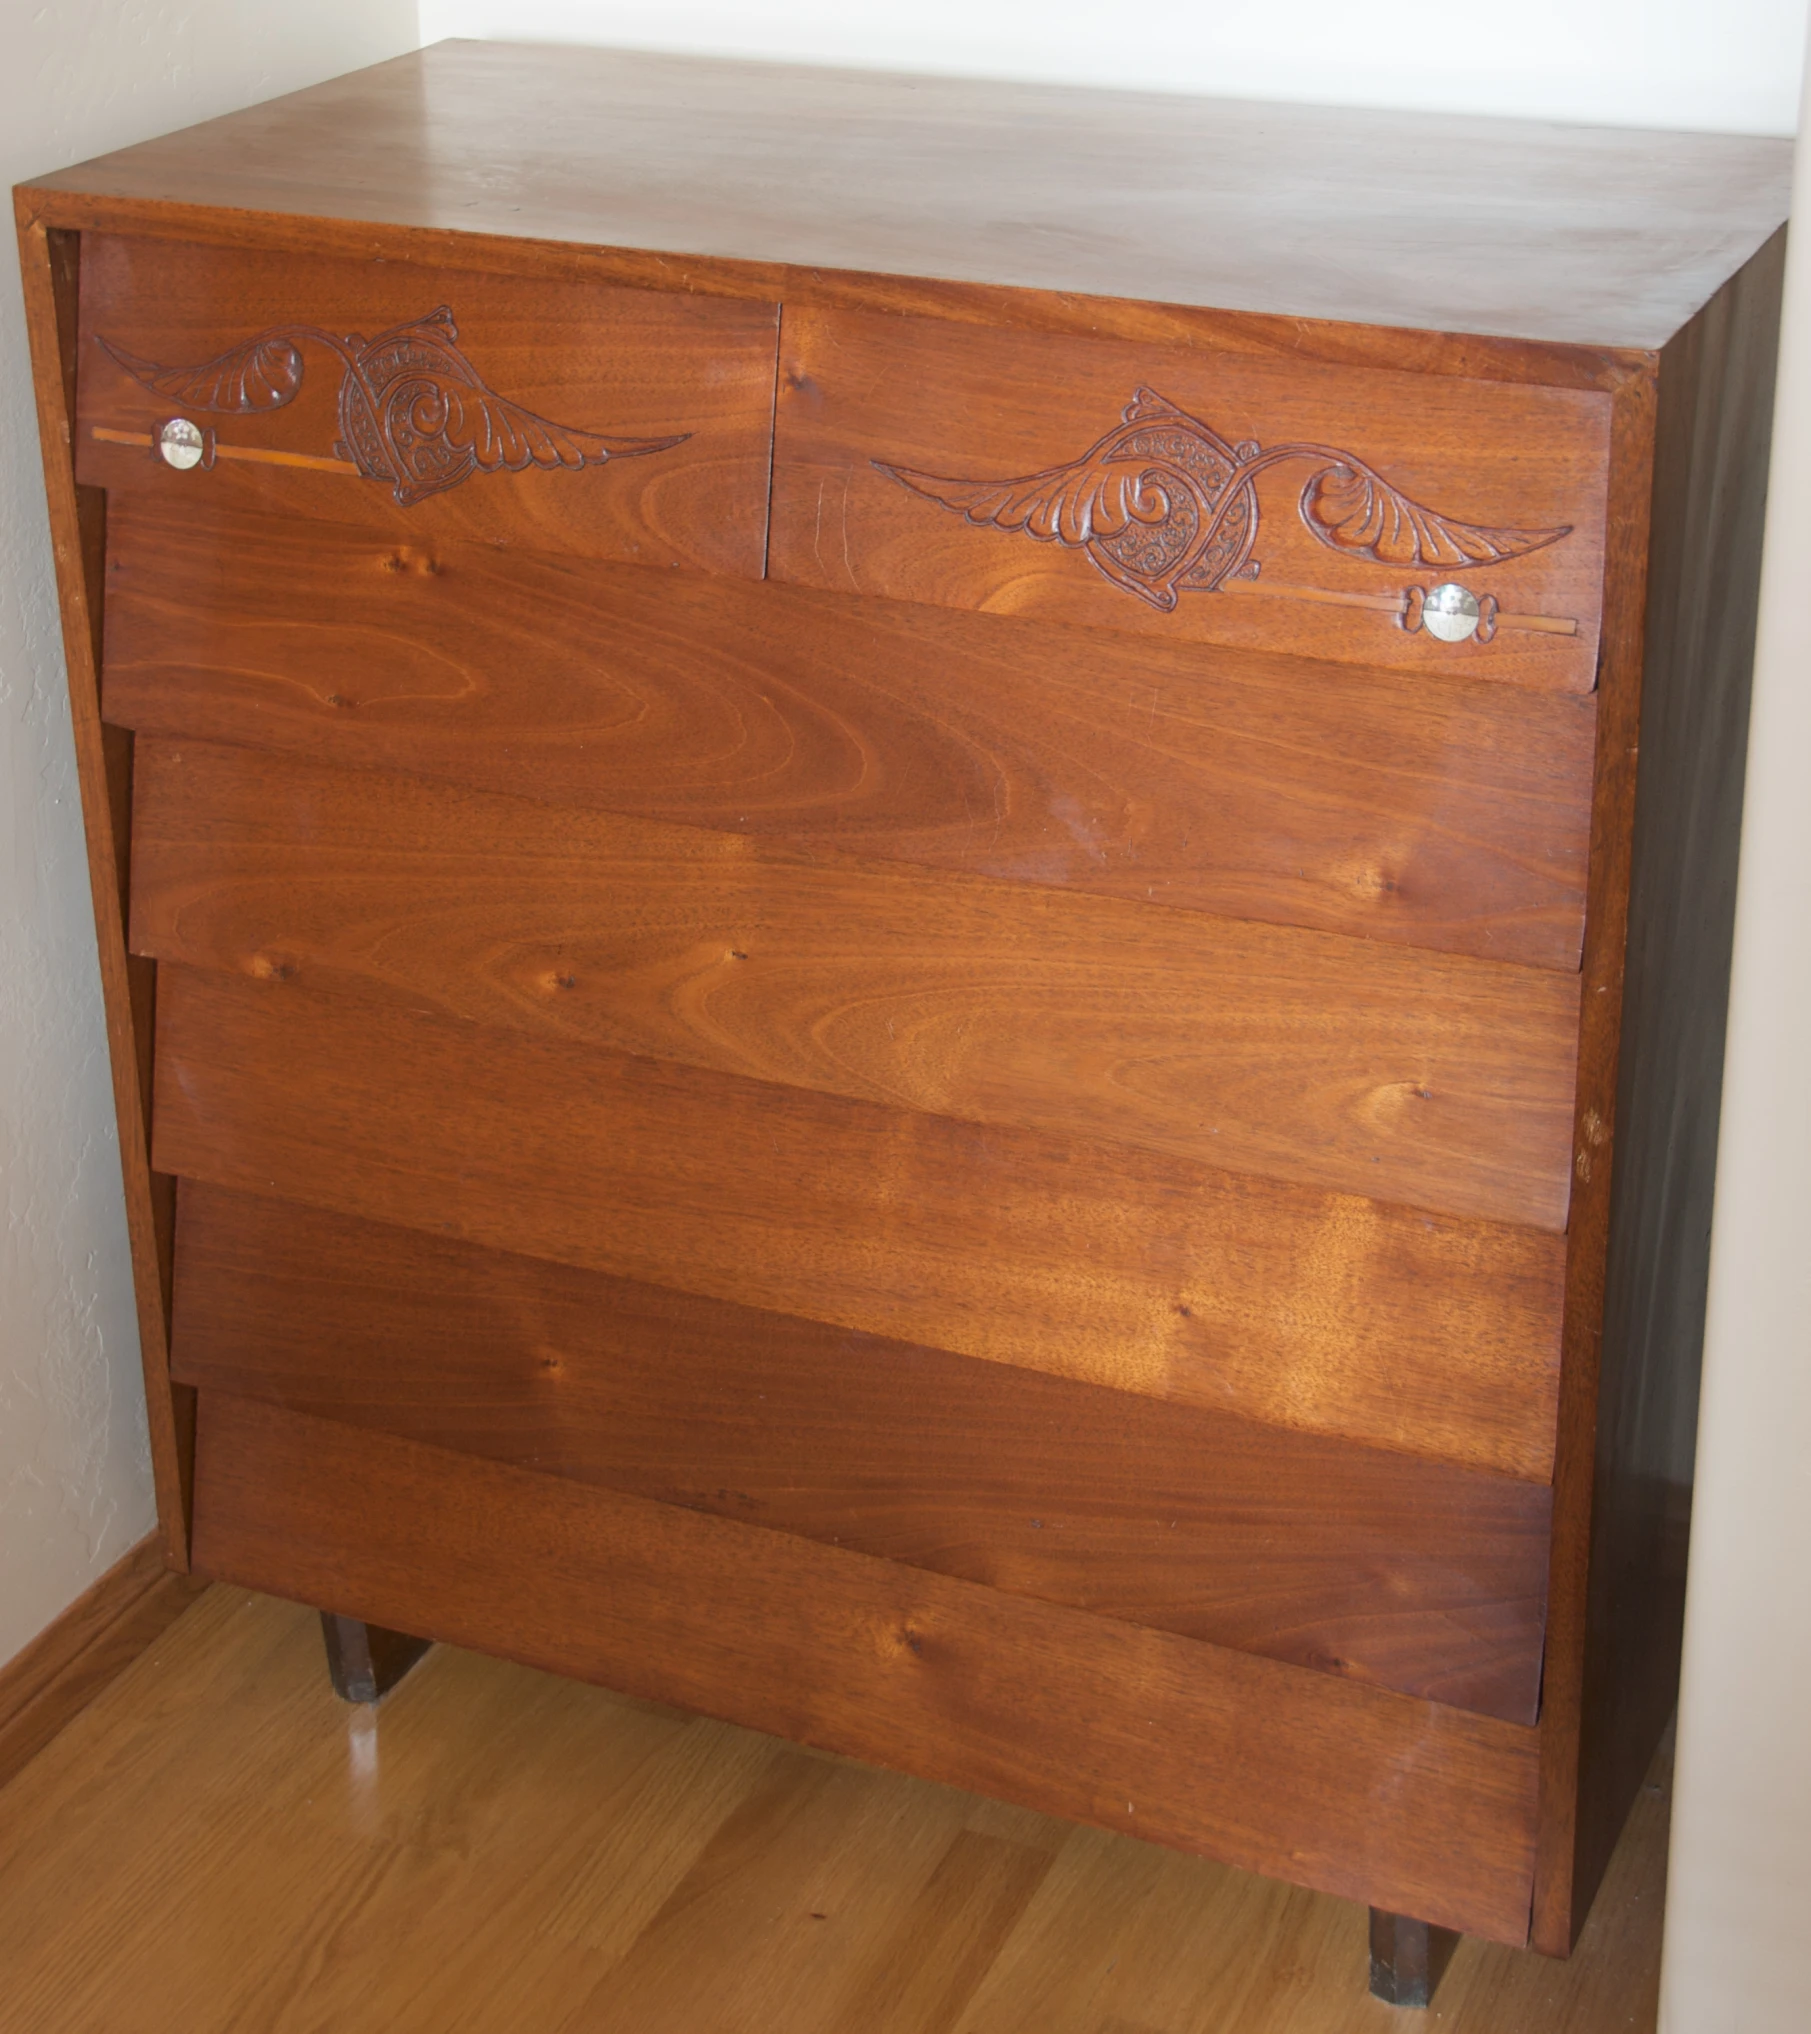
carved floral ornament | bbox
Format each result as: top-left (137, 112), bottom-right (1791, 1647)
top-left (876, 389), bottom-right (1575, 645)
top-left (94, 306), bottom-right (686, 505)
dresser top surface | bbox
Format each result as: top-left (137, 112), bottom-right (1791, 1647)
top-left (21, 39), bottom-right (1792, 351)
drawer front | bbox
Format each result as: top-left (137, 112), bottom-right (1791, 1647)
top-left (102, 503), bottom-right (1597, 971)
top-left (192, 1391), bottom-right (1542, 1941)
top-left (129, 739), bottom-right (1581, 1231)
top-left (172, 1182), bottom-right (1552, 1723)
top-left (771, 307), bottom-right (1612, 691)
top-left (76, 235), bottom-right (779, 577)
top-left (148, 960), bottom-right (1566, 1481)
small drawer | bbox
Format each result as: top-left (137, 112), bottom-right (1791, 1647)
top-left (76, 234), bottom-right (780, 579)
top-left (770, 306), bottom-right (1612, 691)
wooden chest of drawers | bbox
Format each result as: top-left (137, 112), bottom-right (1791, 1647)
top-left (16, 41), bottom-right (1790, 1989)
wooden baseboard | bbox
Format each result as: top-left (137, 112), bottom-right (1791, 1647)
top-left (0, 1532), bottom-right (207, 1792)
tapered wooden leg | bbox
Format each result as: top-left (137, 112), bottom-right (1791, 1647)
top-left (1368, 1908), bottom-right (1459, 2008)
top-left (319, 1612), bottom-right (432, 1704)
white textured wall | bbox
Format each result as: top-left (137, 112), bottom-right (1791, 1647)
top-left (1657, 39), bottom-right (1811, 2034)
top-left (0, 3), bottom-right (418, 1669)
top-left (421, 0), bottom-right (1810, 133)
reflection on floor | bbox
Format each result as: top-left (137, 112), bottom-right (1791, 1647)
top-left (0, 1586), bottom-right (1668, 2033)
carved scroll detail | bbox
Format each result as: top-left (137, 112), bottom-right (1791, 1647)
top-left (98, 307), bottom-right (687, 507)
top-left (876, 389), bottom-right (1569, 613)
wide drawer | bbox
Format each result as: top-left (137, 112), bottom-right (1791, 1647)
top-left (100, 502), bottom-right (1597, 970)
top-left (171, 1183), bottom-right (1552, 1722)
top-left (128, 738), bottom-right (1579, 1229)
top-left (190, 1389), bottom-right (1542, 1940)
top-left (147, 958), bottom-right (1565, 1480)
top-left (75, 235), bottom-right (780, 577)
top-left (770, 307), bottom-right (1612, 691)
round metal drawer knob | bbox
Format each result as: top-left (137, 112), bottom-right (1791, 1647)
top-left (158, 417), bottom-right (205, 470)
top-left (1421, 582), bottom-right (1482, 643)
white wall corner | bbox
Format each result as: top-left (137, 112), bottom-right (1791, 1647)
top-left (1658, 36), bottom-right (1811, 2034)
top-left (420, 0), bottom-right (1811, 136)
top-left (0, 0), bottom-right (421, 1670)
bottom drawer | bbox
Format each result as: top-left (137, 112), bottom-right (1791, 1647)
top-left (169, 1182), bottom-right (1551, 1722)
top-left (189, 1390), bottom-right (1540, 1943)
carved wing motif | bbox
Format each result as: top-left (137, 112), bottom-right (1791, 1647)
top-left (1299, 461), bottom-right (1570, 568)
top-left (876, 388), bottom-right (1571, 617)
top-left (432, 382), bottom-right (685, 475)
top-left (878, 455), bottom-right (1176, 548)
top-left (339, 309), bottom-right (689, 507)
top-left (98, 331), bottom-right (305, 412)
top-left (94, 305), bottom-right (691, 508)
top-left (877, 389), bottom-right (1258, 611)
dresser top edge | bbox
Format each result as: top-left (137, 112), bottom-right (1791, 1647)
top-left (14, 40), bottom-right (1790, 353)
top-left (15, 42), bottom-right (1792, 357)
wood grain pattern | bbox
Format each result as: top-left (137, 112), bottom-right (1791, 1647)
top-left (0, 1578), bottom-right (1676, 2033)
top-left (149, 963), bottom-right (1567, 1478)
top-left (13, 218), bottom-right (193, 1563)
top-left (23, 175), bottom-right (1655, 401)
top-left (772, 306), bottom-right (1611, 690)
top-left (101, 501), bottom-right (1598, 971)
top-left (18, 42), bottom-right (1789, 351)
top-left (1541, 226), bottom-right (1786, 1951)
top-left (170, 1182), bottom-right (1553, 1721)
top-left (0, 1533), bottom-right (206, 1794)
top-left (15, 48), bottom-right (1786, 1978)
top-left (130, 739), bottom-right (1582, 1227)
top-left (0, 1584), bottom-right (1677, 2033)
top-left (188, 1391), bottom-right (1543, 1942)
top-left (1527, 359), bottom-right (1660, 1962)
top-left (75, 234), bottom-right (779, 577)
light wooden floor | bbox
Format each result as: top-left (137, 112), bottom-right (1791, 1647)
top-left (0, 1586), bottom-right (1667, 2033)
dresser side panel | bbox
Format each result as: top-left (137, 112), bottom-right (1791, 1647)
top-left (1566, 226), bottom-right (1788, 1945)
top-left (11, 208), bottom-right (193, 1564)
